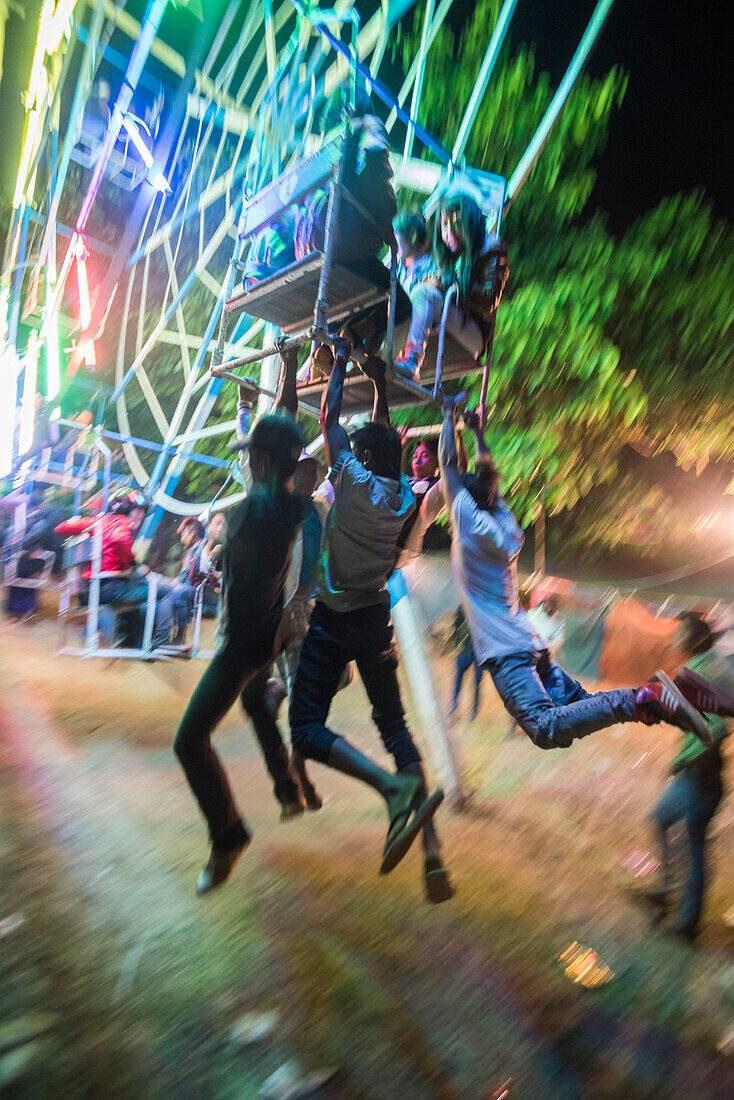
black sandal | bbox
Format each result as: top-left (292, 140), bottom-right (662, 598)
top-left (380, 785), bottom-right (444, 875)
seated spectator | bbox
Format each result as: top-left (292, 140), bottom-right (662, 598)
top-left (3, 489), bottom-right (68, 619)
top-left (294, 89), bottom-right (398, 270)
top-left (171, 512), bottom-right (226, 641)
top-left (241, 207), bottom-right (297, 291)
top-left (55, 489), bottom-right (175, 649)
top-left (294, 89), bottom-right (409, 373)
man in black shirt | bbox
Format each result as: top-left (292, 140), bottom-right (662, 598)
top-left (174, 415), bottom-right (307, 895)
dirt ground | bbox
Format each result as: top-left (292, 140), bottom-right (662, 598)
top-left (1, 609), bottom-right (733, 1099)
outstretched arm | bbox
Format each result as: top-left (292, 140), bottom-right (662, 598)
top-left (320, 342), bottom-right (351, 469)
top-left (462, 407), bottom-right (493, 461)
top-left (438, 395), bottom-right (464, 509)
top-left (360, 353), bottom-right (390, 427)
top-left (274, 348), bottom-right (299, 421)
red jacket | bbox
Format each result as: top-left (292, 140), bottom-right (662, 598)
top-left (55, 515), bottom-right (137, 579)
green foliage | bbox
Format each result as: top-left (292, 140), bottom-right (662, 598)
top-left (609, 193), bottom-right (734, 469)
top-left (391, 0), bottom-right (732, 551)
top-left (391, 0), bottom-right (640, 526)
top-left (98, 0), bottom-right (731, 555)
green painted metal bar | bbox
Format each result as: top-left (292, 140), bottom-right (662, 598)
top-left (506, 0), bottom-right (617, 203)
top-left (404, 0), bottom-right (436, 160)
top-left (451, 0), bottom-right (519, 165)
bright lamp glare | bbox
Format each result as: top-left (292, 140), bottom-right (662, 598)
top-left (48, 0), bottom-right (79, 52)
top-left (82, 339), bottom-right (96, 368)
top-left (74, 237), bottom-right (96, 368)
top-left (121, 114), bottom-right (154, 168)
top-left (76, 253), bottom-right (91, 327)
top-left (120, 116), bottom-right (170, 192)
top-left (151, 170), bottom-right (172, 194)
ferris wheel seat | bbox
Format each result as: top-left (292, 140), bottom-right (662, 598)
top-left (71, 113), bottom-right (148, 192)
top-left (295, 366), bottom-right (435, 417)
top-left (225, 252), bottom-right (394, 333)
top-left (237, 138), bottom-right (343, 243)
top-left (417, 331), bottom-right (483, 384)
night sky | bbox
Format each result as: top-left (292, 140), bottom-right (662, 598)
top-left (0, 0), bottom-right (730, 232)
top-left (452, 0), bottom-right (733, 232)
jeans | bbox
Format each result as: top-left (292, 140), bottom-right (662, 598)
top-left (170, 581), bottom-right (196, 632)
top-left (406, 283), bottom-right (483, 361)
top-left (289, 600), bottom-right (421, 769)
top-left (96, 577), bottom-right (175, 648)
top-left (453, 648), bottom-right (483, 717)
top-left (485, 649), bottom-right (636, 750)
top-left (653, 763), bottom-right (723, 934)
top-left (174, 642), bottom-right (301, 849)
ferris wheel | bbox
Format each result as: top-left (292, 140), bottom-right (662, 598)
top-left (2, 0), bottom-right (616, 523)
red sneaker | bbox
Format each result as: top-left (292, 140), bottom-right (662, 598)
top-left (674, 665), bottom-right (734, 718)
top-left (636, 671), bottom-right (712, 744)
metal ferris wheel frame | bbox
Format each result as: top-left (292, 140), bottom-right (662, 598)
top-left (1, 0), bottom-right (617, 526)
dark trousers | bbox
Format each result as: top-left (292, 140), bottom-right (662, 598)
top-left (654, 763), bottom-right (723, 933)
top-left (174, 642), bottom-right (300, 849)
top-left (453, 647), bottom-right (483, 717)
top-left (289, 600), bottom-right (421, 769)
top-left (485, 649), bottom-right (636, 749)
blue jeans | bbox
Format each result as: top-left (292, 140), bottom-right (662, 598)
top-left (654, 763), bottom-right (722, 934)
top-left (484, 649), bottom-right (636, 749)
top-left (95, 578), bottom-right (175, 647)
top-left (289, 600), bottom-right (422, 769)
top-left (171, 581), bottom-right (196, 632)
top-left (453, 648), bottom-right (483, 717)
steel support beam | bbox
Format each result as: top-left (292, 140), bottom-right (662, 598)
top-left (385, 0), bottom-right (453, 133)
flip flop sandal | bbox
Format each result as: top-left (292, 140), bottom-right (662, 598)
top-left (424, 855), bottom-right (455, 904)
top-left (656, 669), bottom-right (713, 744)
top-left (380, 787), bottom-right (445, 875)
top-left (380, 781), bottom-right (419, 861)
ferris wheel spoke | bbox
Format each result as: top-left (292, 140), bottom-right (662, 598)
top-left (112, 207), bottom-right (236, 407)
top-left (135, 366), bottom-right (170, 438)
top-left (162, 239), bottom-right (193, 380)
top-left (128, 159), bottom-right (250, 270)
top-left (196, 268), bottom-right (225, 300)
top-left (237, 3), bottom-right (294, 108)
top-left (385, 0), bottom-right (454, 134)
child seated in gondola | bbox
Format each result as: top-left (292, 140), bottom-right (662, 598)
top-left (394, 212), bottom-right (435, 295)
top-left (396, 182), bottom-right (509, 382)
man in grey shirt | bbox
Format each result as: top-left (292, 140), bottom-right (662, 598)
top-left (439, 399), bottom-right (711, 750)
top-left (289, 348), bottom-right (447, 887)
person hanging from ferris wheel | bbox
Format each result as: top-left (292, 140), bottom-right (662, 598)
top-left (396, 180), bottom-right (509, 384)
top-left (287, 344), bottom-right (453, 899)
top-left (437, 397), bottom-right (717, 755)
top-left (174, 393), bottom-right (319, 895)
